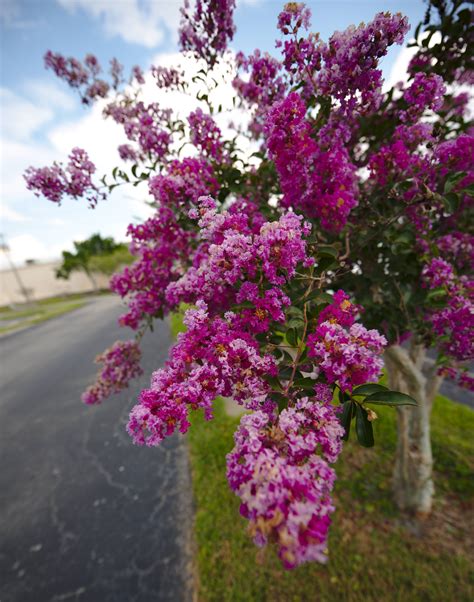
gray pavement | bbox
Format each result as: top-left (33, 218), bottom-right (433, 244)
top-left (0, 296), bottom-right (194, 602)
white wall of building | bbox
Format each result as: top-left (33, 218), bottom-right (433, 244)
top-left (0, 261), bottom-right (110, 306)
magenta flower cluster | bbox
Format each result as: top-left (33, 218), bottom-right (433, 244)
top-left (166, 196), bottom-right (312, 309)
top-left (265, 93), bottom-right (358, 231)
top-left (82, 340), bottom-right (143, 405)
top-left (151, 65), bottom-right (185, 90)
top-left (110, 206), bottom-right (192, 329)
top-left (104, 101), bottom-right (172, 162)
top-left (127, 301), bottom-right (277, 446)
top-left (179, 0), bottom-right (236, 66)
top-left (317, 12), bottom-right (409, 116)
top-left (24, 148), bottom-right (103, 207)
top-left (44, 51), bottom-right (143, 105)
top-left (226, 397), bottom-right (344, 568)
top-left (308, 292), bottom-right (387, 392)
top-left (233, 50), bottom-right (286, 137)
top-left (401, 72), bottom-right (446, 122)
top-left (188, 108), bottom-right (226, 161)
top-left (422, 257), bottom-right (474, 367)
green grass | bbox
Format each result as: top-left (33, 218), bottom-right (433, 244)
top-left (0, 296), bottom-right (91, 334)
top-left (188, 398), bottom-right (473, 602)
top-left (170, 310), bottom-right (474, 601)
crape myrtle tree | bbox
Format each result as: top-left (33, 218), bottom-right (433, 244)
top-left (24, 0), bottom-right (473, 567)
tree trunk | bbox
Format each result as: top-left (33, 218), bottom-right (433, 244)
top-left (84, 268), bottom-right (98, 292)
top-left (384, 342), bottom-right (443, 518)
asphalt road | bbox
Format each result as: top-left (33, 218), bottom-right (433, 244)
top-left (0, 296), bottom-right (193, 602)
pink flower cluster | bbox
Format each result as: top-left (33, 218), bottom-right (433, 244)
top-left (436, 134), bottom-right (474, 193)
top-left (277, 2), bottom-right (311, 34)
top-left (308, 293), bottom-right (386, 392)
top-left (110, 206), bottom-right (192, 329)
top-left (104, 101), bottom-right (172, 161)
top-left (401, 72), bottom-right (446, 123)
top-left (127, 302), bottom-right (277, 446)
top-left (236, 283), bottom-right (290, 333)
top-left (265, 93), bottom-right (358, 231)
top-left (166, 196), bottom-right (312, 308)
top-left (82, 340), bottom-right (143, 405)
top-left (308, 323), bottom-right (387, 392)
top-left (437, 233), bottom-right (474, 271)
top-left (422, 257), bottom-right (474, 363)
top-left (422, 258), bottom-right (455, 288)
top-left (44, 51), bottom-right (142, 105)
top-left (112, 160), bottom-right (218, 330)
top-left (151, 65), bottom-right (185, 90)
top-left (188, 108), bottom-right (225, 161)
top-left (233, 50), bottom-right (286, 137)
top-left (24, 148), bottom-right (103, 207)
top-left (431, 289), bottom-right (474, 363)
top-left (275, 3), bottom-right (322, 98)
top-left (226, 397), bottom-right (344, 568)
top-left (317, 289), bottom-right (360, 327)
top-left (148, 157), bottom-right (218, 207)
top-left (179, 0), bottom-right (236, 67)
top-left (316, 12), bottom-right (409, 116)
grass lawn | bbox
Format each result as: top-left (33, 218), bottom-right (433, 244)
top-left (0, 292), bottom-right (105, 334)
top-left (169, 309), bottom-right (474, 601)
top-left (188, 397), bottom-right (473, 602)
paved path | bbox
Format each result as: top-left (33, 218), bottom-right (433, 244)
top-left (0, 296), bottom-right (193, 602)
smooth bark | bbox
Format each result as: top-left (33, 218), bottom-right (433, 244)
top-left (384, 342), bottom-right (442, 517)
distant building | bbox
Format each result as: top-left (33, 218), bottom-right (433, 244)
top-left (0, 261), bottom-right (110, 306)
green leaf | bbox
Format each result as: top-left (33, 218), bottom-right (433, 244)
top-left (426, 287), bottom-right (447, 302)
top-left (444, 171), bottom-right (465, 194)
top-left (278, 366), bottom-right (293, 380)
top-left (266, 376), bottom-right (282, 391)
top-left (317, 245), bottom-right (338, 258)
top-left (287, 306), bottom-right (304, 319)
top-left (286, 327), bottom-right (298, 347)
top-left (272, 392), bottom-right (287, 414)
top-left (316, 256), bottom-right (338, 273)
top-left (442, 192), bottom-right (459, 213)
top-left (269, 333), bottom-right (284, 345)
top-left (364, 391), bottom-right (418, 407)
top-left (352, 383), bottom-right (388, 397)
top-left (287, 318), bottom-right (305, 330)
top-left (293, 377), bottom-right (316, 389)
top-left (311, 291), bottom-right (334, 305)
top-left (355, 404), bottom-right (374, 447)
top-left (338, 389), bottom-right (350, 403)
top-left (340, 401), bottom-right (354, 441)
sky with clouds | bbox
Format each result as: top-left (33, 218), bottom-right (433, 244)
top-left (0, 0), bottom-right (426, 269)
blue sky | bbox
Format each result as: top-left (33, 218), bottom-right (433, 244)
top-left (0, 0), bottom-right (426, 268)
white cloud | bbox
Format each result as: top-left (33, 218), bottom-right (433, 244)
top-left (0, 204), bottom-right (30, 223)
top-left (384, 32), bottom-right (445, 92)
top-left (22, 79), bottom-right (77, 112)
top-left (0, 88), bottom-right (54, 141)
top-left (1, 137), bottom-right (58, 203)
top-left (57, 0), bottom-right (181, 48)
top-left (0, 233), bottom-right (67, 269)
top-left (384, 43), bottom-right (417, 92)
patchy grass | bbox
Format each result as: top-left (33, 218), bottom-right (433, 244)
top-left (169, 304), bottom-right (189, 337)
top-left (170, 309), bottom-right (474, 600)
top-left (188, 396), bottom-right (473, 602)
top-left (0, 293), bottom-right (99, 334)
